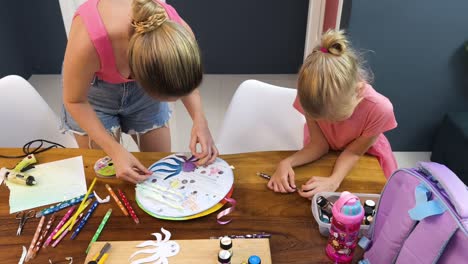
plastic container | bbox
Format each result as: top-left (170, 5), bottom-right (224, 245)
top-left (311, 192), bottom-right (380, 237)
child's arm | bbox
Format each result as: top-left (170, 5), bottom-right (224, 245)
top-left (63, 17), bottom-right (151, 183)
top-left (298, 135), bottom-right (377, 199)
top-left (181, 89), bottom-right (218, 165)
top-left (268, 118), bottom-right (329, 193)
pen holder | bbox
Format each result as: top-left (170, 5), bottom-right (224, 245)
top-left (311, 192), bottom-right (380, 237)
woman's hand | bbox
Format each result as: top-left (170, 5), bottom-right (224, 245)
top-left (267, 160), bottom-right (297, 193)
top-left (190, 117), bottom-right (218, 166)
top-left (110, 146), bottom-right (152, 184)
top-left (298, 176), bottom-right (340, 199)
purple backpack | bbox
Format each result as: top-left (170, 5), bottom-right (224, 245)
top-left (359, 162), bottom-right (468, 263)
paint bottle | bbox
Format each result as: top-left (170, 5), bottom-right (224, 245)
top-left (218, 249), bottom-right (232, 264)
top-left (219, 236), bottom-right (233, 255)
top-left (319, 211), bottom-right (331, 223)
top-left (317, 196), bottom-right (334, 215)
top-left (364, 200), bottom-right (376, 211)
top-left (363, 200), bottom-right (376, 225)
top-left (326, 191), bottom-right (364, 263)
top-left (248, 255), bottom-right (262, 264)
top-left (364, 215), bottom-right (374, 225)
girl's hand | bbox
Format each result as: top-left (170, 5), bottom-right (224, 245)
top-left (298, 176), bottom-right (340, 199)
top-left (267, 160), bottom-right (297, 193)
top-left (110, 146), bottom-right (152, 184)
top-left (190, 117), bottom-right (218, 166)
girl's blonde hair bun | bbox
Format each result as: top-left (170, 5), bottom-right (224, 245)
top-left (320, 29), bottom-right (348, 56)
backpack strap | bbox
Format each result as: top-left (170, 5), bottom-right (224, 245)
top-left (408, 183), bottom-right (446, 221)
top-left (397, 211), bottom-right (459, 264)
top-left (402, 183), bottom-right (458, 263)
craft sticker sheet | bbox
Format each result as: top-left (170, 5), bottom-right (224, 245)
top-left (136, 153), bottom-right (234, 219)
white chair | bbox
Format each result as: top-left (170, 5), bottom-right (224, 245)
top-left (0, 75), bottom-right (78, 148)
top-left (217, 80), bottom-right (306, 154)
top-left (58, 0), bottom-right (87, 38)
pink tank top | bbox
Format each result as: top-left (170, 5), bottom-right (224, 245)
top-left (74, 0), bottom-right (183, 84)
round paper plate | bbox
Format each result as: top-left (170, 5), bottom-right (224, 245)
top-left (136, 153), bottom-right (234, 219)
top-left (136, 187), bottom-right (234, 221)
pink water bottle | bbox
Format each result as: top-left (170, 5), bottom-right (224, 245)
top-left (325, 191), bottom-right (364, 263)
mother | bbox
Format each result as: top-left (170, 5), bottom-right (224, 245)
top-left (61, 0), bottom-right (218, 183)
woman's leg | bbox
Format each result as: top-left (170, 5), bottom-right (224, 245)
top-left (131, 126), bottom-right (171, 152)
top-left (74, 129), bottom-right (121, 149)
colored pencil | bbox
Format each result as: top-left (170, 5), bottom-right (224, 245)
top-left (69, 177), bottom-right (97, 230)
top-left (118, 189), bottom-right (139, 224)
top-left (31, 214), bottom-right (56, 258)
top-left (71, 200), bottom-right (99, 239)
top-left (25, 216), bottom-right (44, 261)
top-left (51, 213), bottom-right (84, 248)
top-left (36, 193), bottom-right (94, 218)
top-left (53, 199), bottom-right (91, 239)
top-left (106, 184), bottom-right (128, 216)
top-left (43, 206), bottom-right (76, 248)
top-left (85, 209), bottom-right (112, 253)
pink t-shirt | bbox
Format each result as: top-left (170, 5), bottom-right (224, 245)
top-left (293, 84), bottom-right (398, 178)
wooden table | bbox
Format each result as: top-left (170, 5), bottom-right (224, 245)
top-left (0, 149), bottom-right (386, 264)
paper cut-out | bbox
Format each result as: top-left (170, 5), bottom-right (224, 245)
top-left (129, 228), bottom-right (180, 264)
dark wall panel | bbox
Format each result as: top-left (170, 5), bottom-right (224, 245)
top-left (347, 0), bottom-right (468, 150)
top-left (169, 0), bottom-right (309, 74)
top-left (0, 0), bottom-right (31, 78)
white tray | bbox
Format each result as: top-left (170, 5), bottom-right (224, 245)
top-left (311, 192), bottom-right (380, 237)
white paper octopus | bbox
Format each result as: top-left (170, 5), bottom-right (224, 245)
top-left (129, 228), bottom-right (180, 264)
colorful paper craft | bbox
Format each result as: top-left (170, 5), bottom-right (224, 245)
top-left (135, 153), bottom-right (234, 220)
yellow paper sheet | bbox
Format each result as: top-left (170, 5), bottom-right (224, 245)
top-left (7, 156), bottom-right (87, 214)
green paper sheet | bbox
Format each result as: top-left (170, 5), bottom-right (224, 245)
top-left (7, 156), bottom-right (87, 214)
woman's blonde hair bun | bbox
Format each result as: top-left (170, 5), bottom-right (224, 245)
top-left (131, 0), bottom-right (168, 34)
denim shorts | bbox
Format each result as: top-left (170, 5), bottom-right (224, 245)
top-left (60, 77), bottom-right (171, 136)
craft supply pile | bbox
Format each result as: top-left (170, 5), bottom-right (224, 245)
top-left (2, 152), bottom-right (390, 263)
top-left (2, 153), bottom-right (269, 264)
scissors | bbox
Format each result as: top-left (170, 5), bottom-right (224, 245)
top-left (18, 246), bottom-right (26, 264)
top-left (16, 210), bottom-right (35, 236)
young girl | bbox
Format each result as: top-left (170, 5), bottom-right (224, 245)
top-left (268, 30), bottom-right (397, 198)
top-left (61, 0), bottom-right (218, 183)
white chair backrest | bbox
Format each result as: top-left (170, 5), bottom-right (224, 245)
top-left (217, 80), bottom-right (305, 154)
top-left (58, 0), bottom-right (86, 38)
top-left (0, 75), bottom-right (78, 148)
